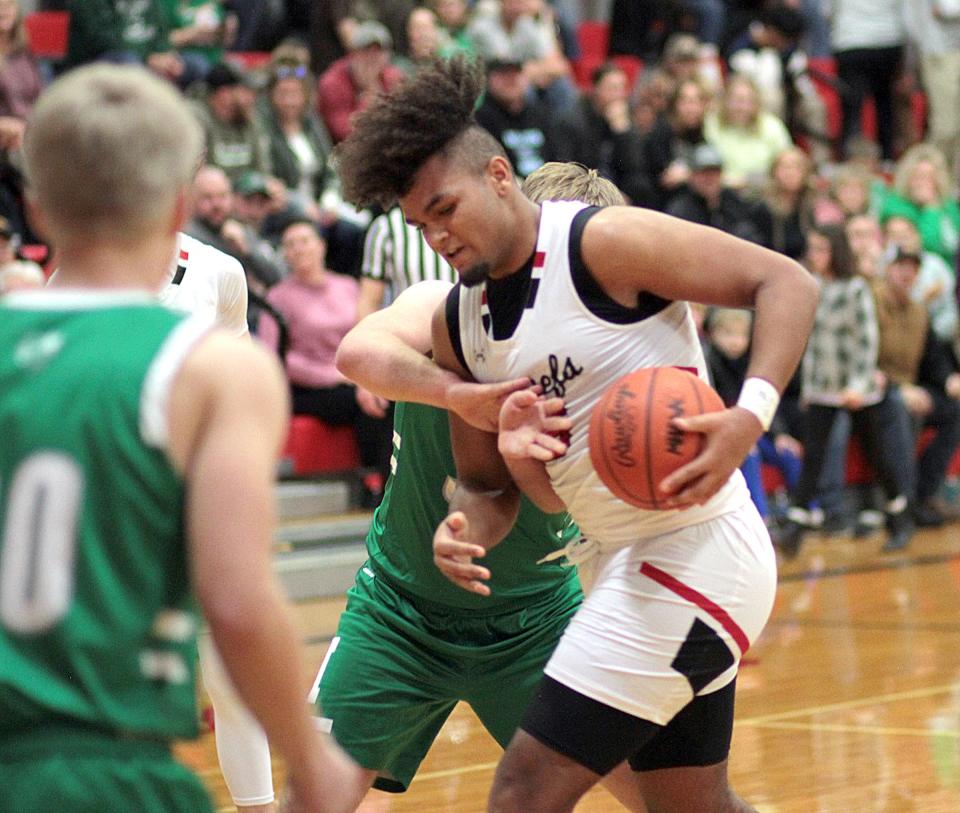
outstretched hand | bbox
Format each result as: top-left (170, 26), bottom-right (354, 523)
top-left (498, 388), bottom-right (572, 462)
top-left (447, 377), bottom-right (531, 433)
top-left (658, 406), bottom-right (762, 509)
top-left (433, 511), bottom-right (492, 595)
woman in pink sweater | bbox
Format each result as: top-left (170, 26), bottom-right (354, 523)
top-left (258, 219), bottom-right (392, 502)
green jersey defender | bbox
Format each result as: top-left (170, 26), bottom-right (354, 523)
top-left (314, 400), bottom-right (583, 791)
top-left (0, 293), bottom-right (213, 813)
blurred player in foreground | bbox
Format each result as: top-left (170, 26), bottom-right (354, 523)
top-left (0, 64), bottom-right (365, 813)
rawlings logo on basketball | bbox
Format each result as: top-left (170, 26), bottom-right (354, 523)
top-left (666, 398), bottom-right (686, 455)
top-left (589, 367), bottom-right (725, 510)
top-left (608, 385), bottom-right (638, 467)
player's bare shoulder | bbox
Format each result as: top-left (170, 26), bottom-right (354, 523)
top-left (167, 330), bottom-right (288, 472)
top-left (579, 203), bottom-right (759, 305)
top-left (580, 204), bottom-right (677, 261)
top-left (577, 205), bottom-right (668, 301)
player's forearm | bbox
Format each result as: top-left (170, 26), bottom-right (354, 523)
top-left (336, 329), bottom-right (463, 407)
top-left (503, 457), bottom-right (566, 514)
top-left (747, 261), bottom-right (819, 393)
top-left (449, 482), bottom-right (521, 551)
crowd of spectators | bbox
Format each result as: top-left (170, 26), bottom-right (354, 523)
top-left (9, 0), bottom-right (960, 533)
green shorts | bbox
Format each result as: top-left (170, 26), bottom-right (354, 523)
top-left (315, 562), bottom-right (582, 792)
top-left (0, 725), bottom-right (213, 813)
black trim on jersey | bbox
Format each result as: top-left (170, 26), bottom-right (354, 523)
top-left (485, 252), bottom-right (535, 339)
top-left (445, 283), bottom-right (469, 374)
top-left (525, 276), bottom-right (541, 309)
top-left (172, 264), bottom-right (187, 285)
top-left (569, 206), bottom-right (672, 323)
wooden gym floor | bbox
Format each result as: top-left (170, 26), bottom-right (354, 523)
top-left (177, 522), bottom-right (960, 812)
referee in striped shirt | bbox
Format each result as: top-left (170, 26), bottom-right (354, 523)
top-left (357, 206), bottom-right (457, 320)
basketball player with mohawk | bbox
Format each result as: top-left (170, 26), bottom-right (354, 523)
top-left (335, 57), bottom-right (818, 813)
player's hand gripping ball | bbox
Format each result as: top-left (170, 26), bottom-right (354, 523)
top-left (588, 367), bottom-right (724, 509)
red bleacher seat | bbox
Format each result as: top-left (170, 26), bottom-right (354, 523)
top-left (760, 428), bottom-right (960, 495)
top-left (281, 415), bottom-right (360, 477)
top-left (611, 55), bottom-right (644, 93)
top-left (577, 20), bottom-right (610, 59)
top-left (570, 22), bottom-right (644, 93)
top-left (228, 52), bottom-right (271, 71)
top-left (24, 11), bottom-right (69, 60)
top-left (573, 20), bottom-right (610, 91)
top-left (20, 244), bottom-right (48, 265)
top-left (760, 461), bottom-right (786, 495)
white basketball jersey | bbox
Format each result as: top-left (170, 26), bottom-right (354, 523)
top-left (158, 233), bottom-right (248, 336)
top-left (458, 200), bottom-right (749, 549)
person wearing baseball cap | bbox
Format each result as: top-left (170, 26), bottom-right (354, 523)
top-left (192, 60), bottom-right (272, 182)
top-left (318, 20), bottom-right (406, 142)
top-left (874, 241), bottom-right (960, 532)
top-left (666, 142), bottom-right (771, 245)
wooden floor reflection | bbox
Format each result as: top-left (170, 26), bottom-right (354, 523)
top-left (178, 522), bottom-right (960, 812)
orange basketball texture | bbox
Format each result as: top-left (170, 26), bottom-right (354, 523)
top-left (588, 367), bottom-right (725, 510)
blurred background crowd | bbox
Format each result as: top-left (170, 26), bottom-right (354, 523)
top-left (5, 0), bottom-right (960, 552)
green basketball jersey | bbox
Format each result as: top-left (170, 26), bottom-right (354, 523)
top-left (0, 291), bottom-right (210, 741)
top-left (366, 401), bottom-right (580, 610)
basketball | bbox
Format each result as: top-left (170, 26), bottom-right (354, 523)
top-left (588, 367), bottom-right (725, 510)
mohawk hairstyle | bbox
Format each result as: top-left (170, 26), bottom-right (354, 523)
top-left (334, 55), bottom-right (489, 210)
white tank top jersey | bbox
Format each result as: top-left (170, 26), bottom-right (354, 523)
top-left (456, 200), bottom-right (750, 550)
top-left (158, 233), bottom-right (249, 336)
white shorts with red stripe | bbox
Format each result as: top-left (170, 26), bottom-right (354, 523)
top-left (544, 503), bottom-right (776, 725)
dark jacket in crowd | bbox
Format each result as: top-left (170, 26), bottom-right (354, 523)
top-left (554, 96), bottom-right (652, 206)
top-left (475, 95), bottom-right (558, 180)
top-left (704, 343), bottom-right (749, 408)
top-left (765, 204), bottom-right (809, 260)
top-left (641, 116), bottom-right (707, 211)
top-left (666, 187), bottom-right (771, 247)
top-left (918, 330), bottom-right (960, 392)
top-left (264, 109), bottom-right (337, 199)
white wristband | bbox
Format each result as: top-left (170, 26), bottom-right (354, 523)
top-left (737, 377), bottom-right (780, 432)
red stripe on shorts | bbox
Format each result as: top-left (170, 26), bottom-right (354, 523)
top-left (639, 562), bottom-right (750, 655)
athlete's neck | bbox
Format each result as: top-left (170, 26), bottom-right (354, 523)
top-left (49, 231), bottom-right (179, 292)
top-left (490, 198), bottom-right (541, 280)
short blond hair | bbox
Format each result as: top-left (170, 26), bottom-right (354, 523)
top-left (521, 162), bottom-right (625, 206)
top-left (23, 64), bottom-right (203, 243)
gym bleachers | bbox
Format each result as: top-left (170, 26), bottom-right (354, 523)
top-left (280, 414), bottom-right (361, 477)
top-left (24, 10), bottom-right (69, 61)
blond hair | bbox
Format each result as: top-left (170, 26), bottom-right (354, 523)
top-left (892, 142), bottom-right (954, 203)
top-left (23, 64), bottom-right (203, 243)
top-left (830, 162), bottom-right (872, 196)
top-left (764, 145), bottom-right (813, 215)
top-left (718, 73), bottom-right (762, 131)
top-left (521, 162), bottom-right (625, 207)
